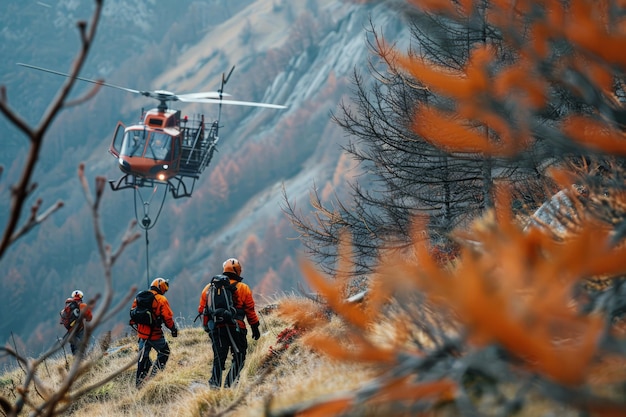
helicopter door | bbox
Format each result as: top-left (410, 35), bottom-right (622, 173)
top-left (109, 122), bottom-right (126, 157)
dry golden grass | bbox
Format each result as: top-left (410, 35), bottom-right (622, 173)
top-left (1, 284), bottom-right (623, 416)
top-left (0, 296), bottom-right (382, 417)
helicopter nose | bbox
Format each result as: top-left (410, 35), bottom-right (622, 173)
top-left (118, 158), bottom-right (131, 173)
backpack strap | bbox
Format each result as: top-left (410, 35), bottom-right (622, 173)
top-left (148, 291), bottom-right (163, 330)
top-left (204, 284), bottom-right (215, 332)
top-left (229, 282), bottom-right (246, 321)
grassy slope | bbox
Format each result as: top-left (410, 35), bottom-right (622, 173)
top-left (0, 293), bottom-right (590, 417)
top-left (0, 297), bottom-right (375, 417)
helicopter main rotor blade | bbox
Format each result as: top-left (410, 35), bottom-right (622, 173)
top-left (17, 62), bottom-right (284, 109)
top-left (192, 98), bottom-right (287, 109)
top-left (17, 62), bottom-right (143, 95)
top-left (177, 92), bottom-right (232, 100)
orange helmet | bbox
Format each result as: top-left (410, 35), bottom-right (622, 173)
top-left (72, 290), bottom-right (84, 300)
top-left (150, 277), bottom-right (169, 294)
top-left (223, 258), bottom-right (242, 276)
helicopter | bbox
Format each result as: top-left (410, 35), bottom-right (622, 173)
top-left (17, 63), bottom-right (287, 199)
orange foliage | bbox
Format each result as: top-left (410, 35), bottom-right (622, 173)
top-left (206, 162), bottom-right (231, 200)
top-left (370, 377), bottom-right (456, 405)
top-left (399, 187), bottom-right (626, 386)
top-left (240, 234), bottom-right (262, 268)
top-left (397, 46), bottom-right (492, 101)
top-left (399, 45), bottom-right (538, 156)
top-left (300, 261), bottom-right (371, 333)
top-left (294, 397), bottom-right (353, 417)
top-left (563, 115), bottom-right (626, 156)
top-left (277, 255), bottom-right (297, 278)
top-left (407, 0), bottom-right (626, 66)
top-left (492, 63), bottom-right (548, 109)
top-left (294, 184), bottom-right (626, 390)
top-left (303, 329), bottom-right (396, 364)
top-left (411, 107), bottom-right (503, 154)
top-left (398, 0), bottom-right (626, 158)
top-left (283, 0), bottom-right (626, 412)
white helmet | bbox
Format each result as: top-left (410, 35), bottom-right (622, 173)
top-left (71, 290), bottom-right (84, 300)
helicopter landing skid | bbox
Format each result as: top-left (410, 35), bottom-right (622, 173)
top-left (109, 174), bottom-right (197, 199)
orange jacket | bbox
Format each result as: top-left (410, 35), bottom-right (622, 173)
top-left (70, 299), bottom-right (92, 330)
top-left (198, 276), bottom-right (259, 330)
top-left (78, 302), bottom-right (93, 323)
top-left (132, 290), bottom-right (175, 340)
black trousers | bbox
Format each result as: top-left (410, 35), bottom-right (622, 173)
top-left (209, 326), bottom-right (247, 388)
top-left (136, 336), bottom-right (170, 387)
top-left (69, 327), bottom-right (85, 355)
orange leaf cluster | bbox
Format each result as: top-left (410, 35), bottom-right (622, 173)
top-left (394, 192), bottom-right (626, 386)
top-left (297, 188), bottom-right (626, 387)
top-left (287, 192), bottom-right (626, 414)
top-left (408, 0), bottom-right (626, 66)
top-left (563, 115), bottom-right (626, 156)
top-left (297, 256), bottom-right (398, 365)
top-left (370, 377), bottom-right (456, 406)
top-left (398, 46), bottom-right (537, 157)
top-left (294, 397), bottom-right (353, 417)
top-left (398, 0), bottom-right (626, 158)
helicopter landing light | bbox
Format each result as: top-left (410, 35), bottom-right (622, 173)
top-left (157, 173), bottom-right (166, 181)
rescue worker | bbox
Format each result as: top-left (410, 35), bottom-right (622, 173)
top-left (66, 289), bottom-right (93, 355)
top-left (131, 277), bottom-right (178, 388)
top-left (198, 258), bottom-right (260, 388)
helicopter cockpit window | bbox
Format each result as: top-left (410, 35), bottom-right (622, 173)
top-left (120, 129), bottom-right (147, 157)
top-left (148, 132), bottom-right (172, 161)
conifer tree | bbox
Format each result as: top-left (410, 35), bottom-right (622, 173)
top-left (285, 4), bottom-right (553, 276)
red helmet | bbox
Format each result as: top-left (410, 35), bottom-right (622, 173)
top-left (222, 258), bottom-right (242, 276)
top-left (150, 277), bottom-right (169, 294)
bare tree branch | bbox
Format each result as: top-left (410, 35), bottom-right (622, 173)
top-left (0, 1), bottom-right (146, 416)
top-left (0, 0), bottom-right (103, 260)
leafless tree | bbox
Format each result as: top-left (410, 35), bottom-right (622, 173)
top-left (0, 1), bottom-right (142, 415)
top-left (284, 0), bottom-right (626, 279)
top-left (283, 12), bottom-right (542, 277)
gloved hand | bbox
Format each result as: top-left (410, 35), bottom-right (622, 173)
top-left (171, 327), bottom-right (178, 338)
top-left (251, 323), bottom-right (260, 340)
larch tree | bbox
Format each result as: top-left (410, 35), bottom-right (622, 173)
top-left (276, 1), bottom-right (626, 415)
top-left (284, 3), bottom-right (556, 278)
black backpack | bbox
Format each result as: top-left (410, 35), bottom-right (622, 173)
top-left (59, 299), bottom-right (81, 330)
top-left (130, 290), bottom-right (157, 326)
top-left (205, 275), bottom-right (238, 325)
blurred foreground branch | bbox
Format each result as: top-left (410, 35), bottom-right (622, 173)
top-left (0, 0), bottom-right (104, 260)
top-left (0, 1), bottom-right (143, 415)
